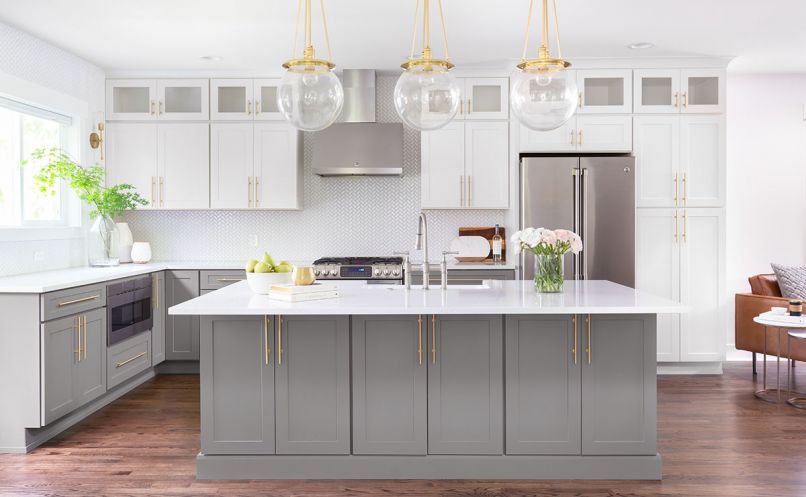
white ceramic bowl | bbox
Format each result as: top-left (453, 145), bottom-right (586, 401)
top-left (246, 272), bottom-right (293, 294)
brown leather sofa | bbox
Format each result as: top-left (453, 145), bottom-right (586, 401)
top-left (735, 274), bottom-right (805, 373)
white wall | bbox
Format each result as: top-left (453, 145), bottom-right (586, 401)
top-left (725, 74), bottom-right (806, 354)
top-left (0, 21), bottom-right (106, 277)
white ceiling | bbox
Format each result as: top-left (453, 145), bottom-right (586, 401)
top-left (1, 0), bottom-right (804, 74)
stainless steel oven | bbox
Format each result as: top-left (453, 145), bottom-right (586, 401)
top-left (107, 276), bottom-right (152, 346)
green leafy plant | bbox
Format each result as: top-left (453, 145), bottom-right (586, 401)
top-left (25, 147), bottom-right (148, 219)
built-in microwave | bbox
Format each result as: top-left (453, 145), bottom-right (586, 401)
top-left (107, 276), bottom-right (152, 346)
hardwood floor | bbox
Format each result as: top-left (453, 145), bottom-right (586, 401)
top-left (1, 363), bottom-right (804, 496)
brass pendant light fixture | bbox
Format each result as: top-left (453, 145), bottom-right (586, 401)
top-left (277, 0), bottom-right (344, 131)
top-left (511, 0), bottom-right (578, 131)
top-left (394, 0), bottom-right (462, 131)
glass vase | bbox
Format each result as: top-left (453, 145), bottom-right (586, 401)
top-left (88, 216), bottom-right (120, 267)
top-left (534, 253), bottom-right (564, 293)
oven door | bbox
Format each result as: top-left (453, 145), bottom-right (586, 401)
top-left (132, 287), bottom-right (153, 334)
top-left (108, 290), bottom-right (136, 346)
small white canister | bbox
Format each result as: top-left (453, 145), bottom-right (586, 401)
top-left (130, 242), bottom-right (152, 264)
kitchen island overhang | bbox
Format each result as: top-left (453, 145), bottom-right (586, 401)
top-left (170, 280), bottom-right (684, 480)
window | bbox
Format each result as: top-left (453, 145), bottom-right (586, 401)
top-left (0, 97), bottom-right (73, 227)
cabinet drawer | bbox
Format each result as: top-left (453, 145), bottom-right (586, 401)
top-left (107, 332), bottom-right (151, 389)
top-left (42, 284), bottom-right (106, 322)
top-left (200, 270), bottom-right (246, 290)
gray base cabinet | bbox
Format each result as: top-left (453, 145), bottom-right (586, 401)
top-left (275, 315), bottom-right (351, 455)
top-left (201, 316), bottom-right (275, 455)
top-left (582, 314), bottom-right (657, 456)
top-left (165, 270), bottom-right (200, 360)
top-left (352, 316), bottom-right (427, 455)
top-left (428, 315), bottom-right (503, 455)
top-left (151, 272), bottom-right (166, 365)
top-left (505, 315), bottom-right (580, 455)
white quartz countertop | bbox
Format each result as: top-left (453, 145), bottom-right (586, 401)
top-left (0, 260), bottom-right (518, 294)
top-left (169, 280), bottom-right (685, 316)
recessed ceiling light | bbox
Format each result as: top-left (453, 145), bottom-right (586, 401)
top-left (628, 42), bottom-right (655, 50)
top-left (200, 55), bottom-right (223, 62)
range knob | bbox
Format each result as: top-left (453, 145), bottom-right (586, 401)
top-left (392, 269), bottom-right (401, 276)
top-left (383, 269), bottom-right (390, 276)
top-left (374, 269), bottom-right (381, 276)
top-left (330, 269), bottom-right (338, 276)
top-left (313, 269), bottom-right (321, 276)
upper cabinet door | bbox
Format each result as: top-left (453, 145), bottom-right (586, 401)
top-left (211, 79), bottom-right (254, 120)
top-left (156, 79), bottom-right (209, 121)
top-left (421, 121), bottom-right (465, 209)
top-left (576, 116), bottom-right (632, 152)
top-left (464, 78), bottom-right (509, 120)
top-left (253, 79), bottom-right (284, 121)
top-left (105, 123), bottom-right (159, 209)
top-left (519, 120), bottom-right (577, 153)
top-left (210, 123), bottom-right (254, 209)
top-left (158, 123), bottom-right (210, 209)
top-left (633, 69), bottom-right (681, 114)
top-left (465, 121), bottom-right (509, 209)
top-left (680, 69), bottom-right (724, 114)
top-left (106, 80), bottom-right (157, 121)
top-left (680, 115), bottom-right (725, 207)
top-left (254, 123), bottom-right (301, 210)
top-left (634, 116), bottom-right (679, 208)
top-left (576, 70), bottom-right (632, 114)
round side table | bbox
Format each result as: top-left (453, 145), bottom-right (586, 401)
top-left (787, 330), bottom-right (806, 409)
top-left (752, 316), bottom-right (806, 403)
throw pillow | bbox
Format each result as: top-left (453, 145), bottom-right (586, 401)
top-left (771, 263), bottom-right (806, 299)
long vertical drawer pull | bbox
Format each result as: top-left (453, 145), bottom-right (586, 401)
top-left (431, 315), bottom-right (437, 364)
top-left (74, 317), bottom-right (80, 363)
top-left (159, 177), bottom-right (165, 207)
top-left (278, 315), bottom-right (283, 366)
top-left (417, 315), bottom-right (423, 365)
top-left (586, 314), bottom-right (592, 364)
top-left (572, 315), bottom-right (578, 365)
top-left (83, 315), bottom-right (88, 360)
top-left (116, 351), bottom-right (146, 368)
top-left (264, 315), bottom-right (270, 366)
top-left (58, 295), bottom-right (99, 307)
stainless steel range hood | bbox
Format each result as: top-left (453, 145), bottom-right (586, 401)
top-left (312, 70), bottom-right (403, 176)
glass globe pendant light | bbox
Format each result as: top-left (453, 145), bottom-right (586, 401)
top-left (511, 0), bottom-right (578, 131)
top-left (394, 0), bottom-right (461, 131)
top-left (278, 0), bottom-right (344, 132)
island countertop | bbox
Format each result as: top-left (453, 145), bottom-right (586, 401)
top-left (168, 279), bottom-right (685, 316)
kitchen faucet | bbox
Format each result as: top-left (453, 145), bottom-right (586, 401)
top-left (414, 212), bottom-right (430, 289)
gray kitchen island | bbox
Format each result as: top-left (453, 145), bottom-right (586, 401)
top-left (169, 279), bottom-right (684, 480)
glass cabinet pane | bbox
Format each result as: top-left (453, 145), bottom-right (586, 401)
top-left (113, 87), bottom-right (150, 114)
top-left (641, 77), bottom-right (673, 106)
top-left (164, 87), bottom-right (202, 113)
top-left (584, 78), bottom-right (624, 106)
top-left (260, 86), bottom-right (279, 113)
top-left (687, 77), bottom-right (719, 106)
top-left (217, 87), bottom-right (246, 113)
top-left (471, 85), bottom-right (502, 113)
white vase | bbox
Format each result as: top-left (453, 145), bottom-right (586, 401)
top-left (130, 242), bottom-right (152, 264)
top-left (116, 222), bottom-right (133, 263)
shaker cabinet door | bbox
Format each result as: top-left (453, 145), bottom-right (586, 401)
top-left (105, 123), bottom-right (158, 209)
top-left (157, 123), bottom-right (210, 209)
top-left (41, 315), bottom-right (80, 425)
top-left (254, 123), bottom-right (301, 209)
top-left (164, 270), bottom-right (200, 360)
top-left (210, 123), bottom-right (254, 209)
top-left (73, 309), bottom-right (107, 408)
top-left (151, 272), bottom-right (166, 366)
top-left (421, 122), bottom-right (465, 209)
top-left (465, 121), bottom-right (509, 209)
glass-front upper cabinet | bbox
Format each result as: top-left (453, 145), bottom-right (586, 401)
top-left (106, 80), bottom-right (157, 120)
top-left (680, 69), bottom-right (724, 114)
top-left (211, 79), bottom-right (253, 120)
top-left (461, 78), bottom-right (509, 120)
top-left (576, 70), bottom-right (632, 114)
top-left (156, 79), bottom-right (209, 120)
top-left (634, 69), bottom-right (724, 114)
top-left (253, 79), bottom-right (283, 121)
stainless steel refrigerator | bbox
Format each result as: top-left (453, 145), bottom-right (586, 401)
top-left (520, 155), bottom-right (635, 287)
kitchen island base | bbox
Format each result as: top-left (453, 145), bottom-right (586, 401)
top-left (196, 454), bottom-right (662, 480)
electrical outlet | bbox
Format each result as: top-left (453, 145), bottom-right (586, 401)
top-left (33, 251), bottom-right (45, 262)
top-left (248, 234), bottom-right (259, 247)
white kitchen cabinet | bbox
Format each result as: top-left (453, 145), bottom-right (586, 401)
top-left (519, 116), bottom-right (632, 153)
top-left (210, 122), bottom-right (301, 209)
top-left (636, 208), bottom-right (724, 363)
top-left (156, 79), bottom-right (209, 120)
top-left (576, 69), bottom-right (632, 114)
top-left (635, 115), bottom-right (724, 208)
top-left (211, 79), bottom-right (253, 120)
top-left (634, 69), bottom-right (724, 114)
top-left (253, 79), bottom-right (284, 121)
top-left (462, 78), bottom-right (509, 120)
top-left (105, 123), bottom-right (159, 208)
top-left (421, 121), bottom-right (508, 209)
top-left (106, 80), bottom-right (157, 121)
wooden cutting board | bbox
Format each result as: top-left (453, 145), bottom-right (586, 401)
top-left (458, 226), bottom-right (506, 262)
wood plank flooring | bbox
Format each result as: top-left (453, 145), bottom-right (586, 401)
top-left (1, 363), bottom-right (805, 496)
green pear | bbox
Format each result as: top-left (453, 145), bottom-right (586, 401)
top-left (261, 252), bottom-right (276, 268)
top-left (274, 263), bottom-right (293, 273)
top-left (279, 260), bottom-right (291, 267)
top-left (245, 259), bottom-right (259, 273)
top-left (254, 262), bottom-right (271, 273)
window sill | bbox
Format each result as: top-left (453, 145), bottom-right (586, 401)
top-left (0, 226), bottom-right (84, 243)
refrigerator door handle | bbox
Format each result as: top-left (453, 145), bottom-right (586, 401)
top-left (572, 168), bottom-right (579, 280)
top-left (581, 168), bottom-right (588, 280)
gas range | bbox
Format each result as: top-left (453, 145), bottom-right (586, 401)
top-left (312, 257), bottom-right (404, 282)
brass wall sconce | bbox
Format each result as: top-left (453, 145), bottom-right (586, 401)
top-left (89, 121), bottom-right (104, 161)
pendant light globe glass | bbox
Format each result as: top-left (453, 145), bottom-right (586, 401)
top-left (511, 66), bottom-right (578, 131)
top-left (277, 62), bottom-right (344, 132)
top-left (394, 63), bottom-right (461, 131)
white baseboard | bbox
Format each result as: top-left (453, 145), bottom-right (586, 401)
top-left (658, 362), bottom-right (723, 375)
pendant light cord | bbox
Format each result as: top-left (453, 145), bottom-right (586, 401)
top-left (437, 0), bottom-right (450, 60)
top-left (521, 0), bottom-right (534, 61)
top-left (321, 0), bottom-right (333, 61)
top-left (553, 0), bottom-right (562, 58)
top-left (423, 0), bottom-right (430, 51)
top-left (409, 0), bottom-right (420, 60)
top-left (293, 0), bottom-right (303, 58)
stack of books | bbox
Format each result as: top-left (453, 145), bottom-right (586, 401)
top-left (269, 283), bottom-right (340, 302)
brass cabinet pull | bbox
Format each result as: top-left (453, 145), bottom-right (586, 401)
top-left (264, 315), bottom-right (270, 366)
top-left (215, 278), bottom-right (244, 282)
top-left (58, 295), bottom-right (99, 307)
top-left (467, 99), bottom-right (471, 115)
top-left (570, 129), bottom-right (576, 145)
top-left (459, 176), bottom-right (464, 207)
top-left (247, 100), bottom-right (252, 115)
top-left (417, 315), bottom-right (423, 365)
top-left (74, 317), bottom-right (80, 363)
top-left (159, 177), bottom-right (164, 207)
top-left (673, 92), bottom-right (679, 108)
top-left (674, 209), bottom-right (679, 243)
top-left (586, 315), bottom-right (592, 365)
top-left (673, 173), bottom-right (679, 208)
top-left (682, 172), bottom-right (687, 206)
top-left (682, 92), bottom-right (688, 108)
top-left (571, 315), bottom-right (578, 365)
top-left (116, 351), bottom-right (146, 368)
top-left (83, 315), bottom-right (88, 360)
top-left (256, 100), bottom-right (262, 115)
top-left (151, 177), bottom-right (156, 205)
top-left (150, 100), bottom-right (156, 115)
top-left (255, 177), bottom-right (261, 207)
top-left (682, 210), bottom-right (687, 243)
top-left (277, 315), bottom-right (283, 366)
top-left (431, 315), bottom-right (437, 364)
top-left (578, 92), bottom-right (583, 108)
top-left (159, 100), bottom-right (164, 115)
top-left (247, 177), bottom-right (253, 208)
top-left (467, 175), bottom-right (471, 207)
top-left (578, 129), bottom-right (583, 146)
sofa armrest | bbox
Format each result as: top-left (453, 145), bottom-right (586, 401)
top-left (735, 293), bottom-right (806, 360)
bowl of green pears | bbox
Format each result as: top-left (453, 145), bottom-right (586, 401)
top-left (245, 252), bottom-right (294, 294)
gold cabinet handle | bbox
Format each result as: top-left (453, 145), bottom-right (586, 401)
top-left (151, 177), bottom-right (156, 205)
top-left (682, 172), bottom-right (687, 206)
top-left (216, 278), bottom-right (244, 282)
top-left (150, 100), bottom-right (156, 115)
top-left (586, 315), bottom-right (592, 365)
top-left (417, 315), bottom-right (423, 365)
top-left (247, 176), bottom-right (253, 208)
top-left (682, 92), bottom-right (688, 108)
top-left (673, 92), bottom-right (679, 108)
top-left (467, 175), bottom-right (471, 208)
top-left (74, 317), bottom-right (80, 363)
top-left (264, 315), bottom-right (271, 366)
top-left (578, 92), bottom-right (583, 108)
top-left (459, 176), bottom-right (464, 207)
top-left (247, 100), bottom-right (252, 115)
top-left (83, 315), bottom-right (88, 360)
top-left (431, 315), bottom-right (437, 364)
top-left (578, 129), bottom-right (583, 146)
top-left (572, 315), bottom-right (578, 365)
top-left (159, 177), bottom-right (164, 207)
top-left (116, 351), bottom-right (146, 368)
top-left (255, 177), bottom-right (261, 208)
top-left (467, 99), bottom-right (471, 115)
top-left (159, 100), bottom-right (163, 115)
top-left (58, 295), bottom-right (99, 307)
top-left (459, 98), bottom-right (463, 115)
top-left (277, 315), bottom-right (283, 366)
top-left (570, 129), bottom-right (576, 145)
top-left (256, 100), bottom-right (262, 115)
top-left (683, 210), bottom-right (687, 243)
top-left (674, 173), bottom-right (679, 208)
top-left (674, 209), bottom-right (679, 243)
